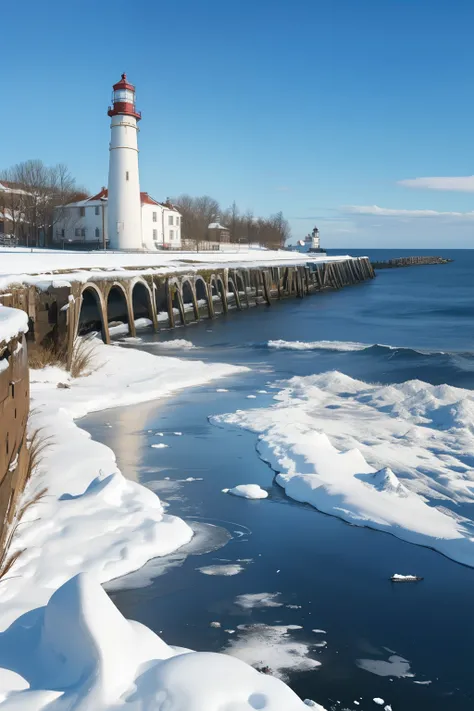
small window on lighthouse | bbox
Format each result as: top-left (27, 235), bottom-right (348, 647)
top-left (126, 171), bottom-right (129, 181)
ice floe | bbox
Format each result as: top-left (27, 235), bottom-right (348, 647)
top-left (223, 484), bottom-right (269, 499)
top-left (215, 371), bottom-right (474, 567)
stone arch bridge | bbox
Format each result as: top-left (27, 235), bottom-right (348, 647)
top-left (0, 258), bottom-right (374, 364)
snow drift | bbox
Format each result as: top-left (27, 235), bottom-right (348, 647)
top-left (0, 574), bottom-right (313, 710)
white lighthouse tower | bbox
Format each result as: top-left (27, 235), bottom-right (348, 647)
top-left (107, 73), bottom-right (142, 250)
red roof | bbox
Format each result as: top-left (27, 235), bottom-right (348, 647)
top-left (85, 188), bottom-right (161, 207)
top-left (112, 73), bottom-right (135, 92)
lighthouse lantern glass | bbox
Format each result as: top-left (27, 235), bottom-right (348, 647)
top-left (114, 88), bottom-right (135, 105)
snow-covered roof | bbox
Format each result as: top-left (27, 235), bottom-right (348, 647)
top-left (208, 222), bottom-right (228, 230)
top-left (61, 189), bottom-right (180, 214)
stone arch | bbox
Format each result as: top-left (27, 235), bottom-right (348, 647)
top-left (227, 277), bottom-right (242, 310)
top-left (154, 279), bottom-right (168, 325)
top-left (195, 276), bottom-right (211, 318)
top-left (216, 276), bottom-right (228, 314)
top-left (167, 278), bottom-right (185, 326)
top-left (77, 284), bottom-right (109, 343)
top-left (106, 282), bottom-right (134, 336)
top-left (131, 278), bottom-right (157, 331)
top-left (181, 278), bottom-right (199, 321)
top-left (209, 276), bottom-right (223, 314)
top-left (235, 271), bottom-right (249, 308)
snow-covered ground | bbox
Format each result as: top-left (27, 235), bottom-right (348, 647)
top-left (0, 336), bottom-right (325, 709)
top-left (215, 369), bottom-right (474, 568)
top-left (0, 246), bottom-right (358, 291)
top-left (0, 573), bottom-right (314, 710)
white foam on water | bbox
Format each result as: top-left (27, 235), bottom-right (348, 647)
top-left (267, 339), bottom-right (369, 352)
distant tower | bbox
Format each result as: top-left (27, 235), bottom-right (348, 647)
top-left (107, 74), bottom-right (142, 250)
top-left (311, 226), bottom-right (320, 250)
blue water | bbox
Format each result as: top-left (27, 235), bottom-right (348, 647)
top-left (83, 250), bottom-right (474, 711)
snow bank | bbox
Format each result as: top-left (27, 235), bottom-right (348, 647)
top-left (223, 484), bottom-right (269, 499)
top-left (0, 336), bottom-right (247, 632)
top-left (0, 304), bottom-right (28, 344)
top-left (215, 371), bottom-right (474, 567)
top-left (0, 574), bottom-right (315, 709)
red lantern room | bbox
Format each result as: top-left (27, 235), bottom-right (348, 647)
top-left (107, 73), bottom-right (141, 120)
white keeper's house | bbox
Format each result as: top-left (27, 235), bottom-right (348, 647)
top-left (53, 188), bottom-right (182, 250)
top-left (53, 73), bottom-right (182, 251)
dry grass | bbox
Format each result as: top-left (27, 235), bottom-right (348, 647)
top-left (70, 336), bottom-right (98, 378)
top-left (28, 336), bottom-right (97, 378)
top-left (28, 341), bottom-right (67, 370)
top-left (0, 429), bottom-right (50, 580)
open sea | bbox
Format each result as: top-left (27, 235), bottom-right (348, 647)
top-left (82, 249), bottom-right (474, 711)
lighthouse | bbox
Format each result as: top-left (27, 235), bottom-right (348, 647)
top-left (107, 74), bottom-right (142, 250)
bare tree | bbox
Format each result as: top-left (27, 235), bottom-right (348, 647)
top-left (1, 160), bottom-right (87, 246)
top-left (174, 194), bottom-right (220, 249)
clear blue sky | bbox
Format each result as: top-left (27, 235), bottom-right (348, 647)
top-left (2, 0), bottom-right (474, 247)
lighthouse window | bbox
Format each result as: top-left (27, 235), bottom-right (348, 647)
top-left (126, 171), bottom-right (129, 181)
top-left (168, 215), bottom-right (174, 226)
top-left (152, 212), bottom-right (157, 222)
top-left (95, 206), bottom-right (100, 215)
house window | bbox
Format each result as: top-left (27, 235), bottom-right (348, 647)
top-left (168, 215), bottom-right (173, 225)
top-left (152, 211), bottom-right (157, 222)
top-left (61, 229), bottom-right (65, 238)
top-left (79, 207), bottom-right (85, 217)
top-left (95, 206), bottom-right (100, 215)
top-left (153, 229), bottom-right (157, 239)
top-left (75, 228), bottom-right (80, 237)
top-left (126, 171), bottom-right (129, 181)
top-left (176, 216), bottom-right (180, 227)
top-left (169, 229), bottom-right (174, 240)
top-left (95, 228), bottom-right (100, 238)
top-left (81, 228), bottom-right (86, 237)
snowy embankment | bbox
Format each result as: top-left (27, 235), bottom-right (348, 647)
top-left (0, 246), bottom-right (355, 292)
top-left (0, 339), bottom-right (324, 710)
top-left (215, 370), bottom-right (474, 568)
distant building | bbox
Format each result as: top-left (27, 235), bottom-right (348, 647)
top-left (307, 226), bottom-right (321, 251)
top-left (207, 220), bottom-right (230, 243)
top-left (287, 226), bottom-right (324, 254)
top-left (53, 188), bottom-right (181, 250)
top-left (0, 181), bottom-right (28, 242)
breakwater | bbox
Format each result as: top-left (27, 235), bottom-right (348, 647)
top-left (372, 256), bottom-right (453, 269)
top-left (0, 256), bottom-right (374, 366)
